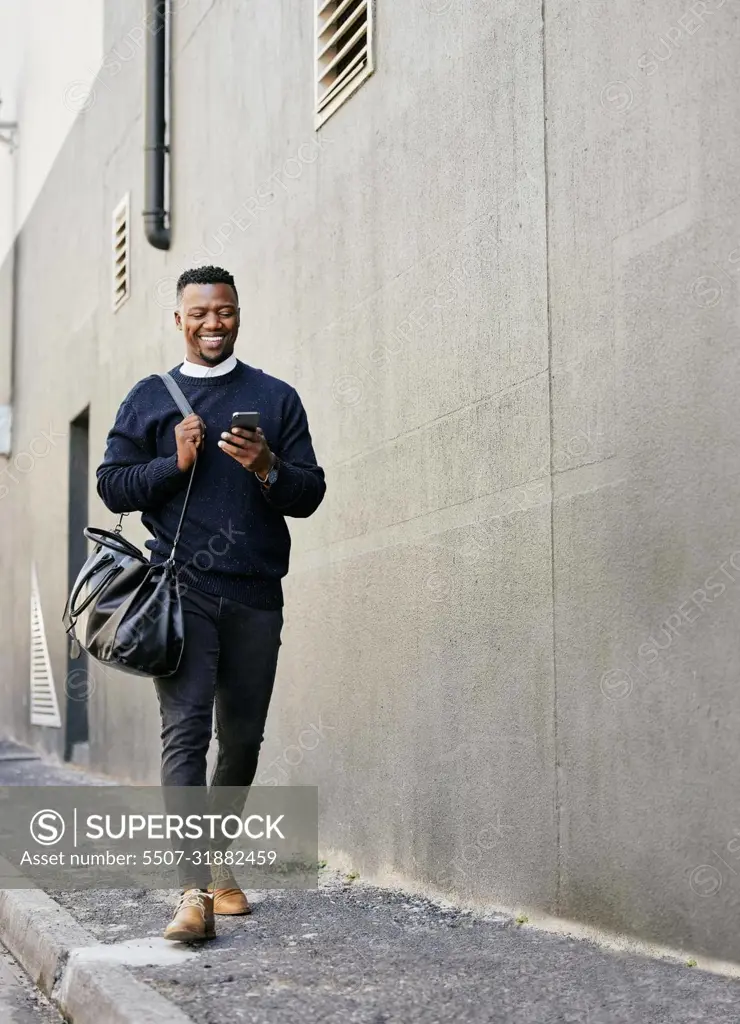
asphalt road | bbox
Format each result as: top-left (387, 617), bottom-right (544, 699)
top-left (2, 738), bottom-right (740, 1023)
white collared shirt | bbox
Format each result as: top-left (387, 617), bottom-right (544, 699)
top-left (179, 354), bottom-right (237, 378)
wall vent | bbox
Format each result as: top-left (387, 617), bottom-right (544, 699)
top-left (315, 0), bottom-right (374, 127)
top-left (112, 193), bottom-right (131, 312)
top-left (30, 564), bottom-right (62, 728)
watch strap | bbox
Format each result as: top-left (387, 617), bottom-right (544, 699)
top-left (257, 455), bottom-right (279, 486)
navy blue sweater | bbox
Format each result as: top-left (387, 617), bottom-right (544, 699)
top-left (96, 360), bottom-right (326, 609)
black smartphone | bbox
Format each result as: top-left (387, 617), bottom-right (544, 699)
top-left (231, 411), bottom-right (260, 431)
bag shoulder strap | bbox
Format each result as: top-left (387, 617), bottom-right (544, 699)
top-left (159, 372), bottom-right (198, 564)
top-left (111, 371), bottom-right (194, 539)
top-left (159, 372), bottom-right (194, 419)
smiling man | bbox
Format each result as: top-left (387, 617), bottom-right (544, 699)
top-left (96, 265), bottom-right (326, 941)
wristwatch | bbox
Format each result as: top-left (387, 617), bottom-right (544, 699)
top-left (256, 455), bottom-right (280, 489)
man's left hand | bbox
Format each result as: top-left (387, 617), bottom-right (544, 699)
top-left (218, 426), bottom-right (275, 478)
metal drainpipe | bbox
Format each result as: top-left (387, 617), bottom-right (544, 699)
top-left (143, 0), bottom-right (170, 250)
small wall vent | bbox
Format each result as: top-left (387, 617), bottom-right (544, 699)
top-left (112, 193), bottom-right (131, 312)
top-left (315, 0), bottom-right (374, 127)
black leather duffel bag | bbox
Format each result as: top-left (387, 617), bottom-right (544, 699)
top-left (62, 372), bottom-right (198, 678)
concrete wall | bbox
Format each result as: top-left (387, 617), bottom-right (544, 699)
top-left (545, 0), bottom-right (740, 956)
top-left (0, 0), bottom-right (103, 263)
top-left (0, 0), bottom-right (23, 264)
top-left (0, 0), bottom-right (102, 675)
top-left (1, 0), bottom-right (739, 961)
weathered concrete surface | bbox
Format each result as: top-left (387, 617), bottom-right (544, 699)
top-left (0, 0), bottom-right (739, 964)
top-left (0, 946), bottom-right (63, 1024)
top-left (48, 877), bottom-right (740, 1024)
top-left (2, 743), bottom-right (740, 1023)
top-left (0, 743), bottom-right (194, 1024)
top-left (544, 0), bottom-right (740, 961)
top-left (0, 889), bottom-right (194, 1024)
top-left (0, 888), bottom-right (92, 998)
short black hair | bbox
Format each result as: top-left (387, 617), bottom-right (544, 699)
top-left (176, 265), bottom-right (238, 304)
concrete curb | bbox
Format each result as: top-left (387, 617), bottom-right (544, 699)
top-left (0, 888), bottom-right (194, 1024)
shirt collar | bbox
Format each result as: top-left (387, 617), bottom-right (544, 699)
top-left (179, 354), bottom-right (238, 378)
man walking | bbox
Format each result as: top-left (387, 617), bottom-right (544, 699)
top-left (96, 265), bottom-right (326, 941)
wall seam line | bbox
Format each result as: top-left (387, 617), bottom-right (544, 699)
top-left (540, 0), bottom-right (561, 915)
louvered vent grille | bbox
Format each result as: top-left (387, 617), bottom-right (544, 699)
top-left (112, 193), bottom-right (130, 312)
top-left (30, 564), bottom-right (61, 728)
top-left (316, 0), bottom-right (373, 125)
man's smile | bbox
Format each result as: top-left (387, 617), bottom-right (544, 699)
top-left (199, 334), bottom-right (227, 350)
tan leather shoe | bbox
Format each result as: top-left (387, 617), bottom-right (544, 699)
top-left (163, 888), bottom-right (216, 942)
top-left (209, 865), bottom-right (251, 915)
top-left (209, 882), bottom-right (252, 916)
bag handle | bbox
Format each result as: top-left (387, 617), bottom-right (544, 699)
top-left (158, 372), bottom-right (199, 565)
top-left (68, 558), bottom-right (123, 619)
top-left (84, 527), bottom-right (147, 561)
top-left (62, 554), bottom-right (117, 657)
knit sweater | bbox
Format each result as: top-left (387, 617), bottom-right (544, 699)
top-left (96, 359), bottom-right (326, 609)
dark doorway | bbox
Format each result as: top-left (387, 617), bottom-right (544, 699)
top-left (65, 406), bottom-right (90, 762)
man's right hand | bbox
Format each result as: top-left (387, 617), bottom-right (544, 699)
top-left (175, 414), bottom-right (206, 471)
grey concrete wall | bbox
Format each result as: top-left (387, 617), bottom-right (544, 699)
top-left (545, 0), bottom-right (740, 958)
top-left (0, 0), bottom-right (739, 961)
top-left (0, 238), bottom-right (13, 423)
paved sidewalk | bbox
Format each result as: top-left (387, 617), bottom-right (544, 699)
top-left (2, 739), bottom-right (740, 1023)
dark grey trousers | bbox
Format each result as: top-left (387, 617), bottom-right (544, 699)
top-left (154, 584), bottom-right (283, 888)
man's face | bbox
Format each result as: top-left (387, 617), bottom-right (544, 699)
top-left (174, 282), bottom-right (240, 366)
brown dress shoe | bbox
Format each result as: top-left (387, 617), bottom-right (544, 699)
top-left (163, 888), bottom-right (216, 942)
top-left (209, 882), bottom-right (252, 916)
top-left (208, 865), bottom-right (252, 915)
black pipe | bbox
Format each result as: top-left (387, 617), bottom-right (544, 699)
top-left (143, 0), bottom-right (170, 250)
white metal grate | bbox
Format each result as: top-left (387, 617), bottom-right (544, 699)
top-left (112, 193), bottom-right (131, 312)
top-left (30, 564), bottom-right (62, 728)
top-left (315, 0), bottom-right (374, 126)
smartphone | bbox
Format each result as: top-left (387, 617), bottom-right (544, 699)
top-left (231, 411), bottom-right (260, 431)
